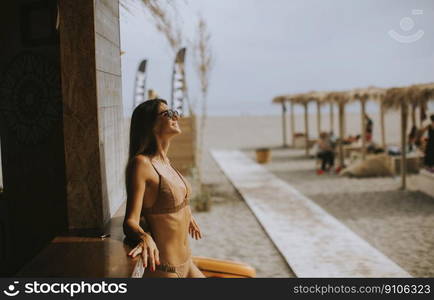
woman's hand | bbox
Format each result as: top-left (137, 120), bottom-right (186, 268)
top-left (188, 215), bottom-right (202, 240)
top-left (127, 233), bottom-right (160, 271)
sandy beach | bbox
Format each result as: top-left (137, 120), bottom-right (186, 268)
top-left (244, 147), bottom-right (434, 277)
top-left (188, 113), bottom-right (434, 278)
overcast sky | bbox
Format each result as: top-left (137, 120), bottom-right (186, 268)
top-left (120, 0), bottom-right (434, 116)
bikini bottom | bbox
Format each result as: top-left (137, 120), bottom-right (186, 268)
top-left (142, 256), bottom-right (192, 278)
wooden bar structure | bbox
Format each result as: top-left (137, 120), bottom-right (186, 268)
top-left (273, 91), bottom-right (328, 156)
top-left (383, 83), bottom-right (434, 190)
top-left (272, 83), bottom-right (433, 181)
top-left (17, 204), bottom-right (256, 278)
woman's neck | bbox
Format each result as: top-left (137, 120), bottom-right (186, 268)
top-left (153, 136), bottom-right (171, 162)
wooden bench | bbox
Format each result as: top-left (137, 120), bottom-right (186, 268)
top-left (16, 205), bottom-right (256, 278)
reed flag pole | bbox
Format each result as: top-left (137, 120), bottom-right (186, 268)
top-left (132, 59), bottom-right (147, 109)
top-left (171, 48), bottom-right (187, 115)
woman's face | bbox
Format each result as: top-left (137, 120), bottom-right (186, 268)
top-left (153, 103), bottom-right (182, 137)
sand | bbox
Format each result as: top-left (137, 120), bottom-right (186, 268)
top-left (188, 159), bottom-right (295, 278)
top-left (243, 147), bottom-right (434, 277)
top-left (189, 114), bottom-right (434, 278)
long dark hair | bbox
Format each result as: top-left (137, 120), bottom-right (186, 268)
top-left (124, 98), bottom-right (167, 197)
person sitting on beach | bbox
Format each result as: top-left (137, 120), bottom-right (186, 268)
top-left (328, 131), bottom-right (338, 150)
top-left (316, 132), bottom-right (335, 174)
top-left (366, 140), bottom-right (384, 154)
top-left (408, 125), bottom-right (418, 152)
top-left (342, 135), bottom-right (354, 145)
top-left (343, 134), bottom-right (361, 145)
top-left (420, 114), bottom-right (434, 171)
top-left (365, 113), bottom-right (373, 142)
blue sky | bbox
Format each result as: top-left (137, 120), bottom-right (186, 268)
top-left (120, 0), bottom-right (434, 116)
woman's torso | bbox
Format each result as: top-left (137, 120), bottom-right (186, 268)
top-left (141, 159), bottom-right (192, 266)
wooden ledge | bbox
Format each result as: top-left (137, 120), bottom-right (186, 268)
top-left (16, 206), bottom-right (257, 278)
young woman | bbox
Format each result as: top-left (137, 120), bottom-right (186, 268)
top-left (123, 99), bottom-right (205, 278)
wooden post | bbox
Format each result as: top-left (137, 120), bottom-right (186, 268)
top-left (290, 101), bottom-right (295, 147)
top-left (400, 102), bottom-right (408, 190)
top-left (330, 102), bottom-right (334, 133)
top-left (411, 104), bottom-right (416, 128)
top-left (361, 99), bottom-right (367, 160)
top-left (380, 102), bottom-right (386, 149)
top-left (338, 102), bottom-right (345, 167)
top-left (281, 101), bottom-right (288, 147)
top-left (316, 101), bottom-right (322, 138)
top-left (304, 102), bottom-right (310, 156)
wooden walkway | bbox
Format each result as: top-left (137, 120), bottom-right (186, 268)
top-left (211, 150), bottom-right (411, 277)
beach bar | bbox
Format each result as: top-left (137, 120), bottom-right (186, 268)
top-left (383, 83), bottom-right (434, 189)
top-left (272, 82), bottom-right (433, 186)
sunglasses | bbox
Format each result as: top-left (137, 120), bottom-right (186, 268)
top-left (159, 109), bottom-right (180, 120)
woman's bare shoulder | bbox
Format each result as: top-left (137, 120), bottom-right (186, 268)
top-left (131, 155), bottom-right (154, 177)
top-left (133, 154), bottom-right (151, 164)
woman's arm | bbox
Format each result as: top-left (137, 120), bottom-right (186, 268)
top-left (123, 156), bottom-right (155, 244)
top-left (123, 156), bottom-right (160, 270)
top-left (187, 206), bottom-right (202, 240)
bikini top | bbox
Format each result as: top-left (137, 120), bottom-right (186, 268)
top-left (141, 161), bottom-right (191, 215)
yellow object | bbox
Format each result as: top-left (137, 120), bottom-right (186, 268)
top-left (255, 148), bottom-right (271, 164)
top-left (192, 256), bottom-right (256, 278)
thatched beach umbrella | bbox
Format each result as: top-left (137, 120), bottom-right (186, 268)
top-left (383, 82), bottom-right (434, 189)
top-left (349, 87), bottom-right (386, 160)
top-left (273, 92), bottom-right (316, 155)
